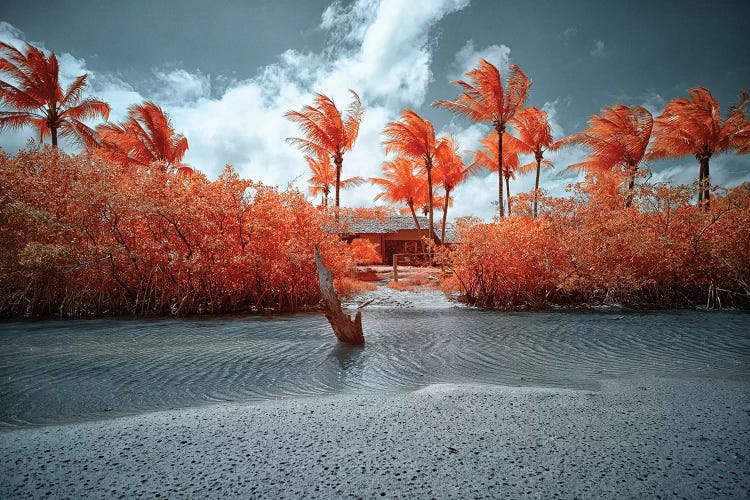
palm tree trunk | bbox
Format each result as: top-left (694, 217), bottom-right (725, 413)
top-left (701, 156), bottom-right (710, 210)
top-left (334, 153), bottom-right (343, 216)
top-left (441, 188), bottom-right (451, 245)
top-left (496, 126), bottom-right (505, 218)
top-left (697, 159), bottom-right (704, 207)
top-left (425, 157), bottom-right (434, 248)
top-left (533, 154), bottom-right (541, 218)
top-left (408, 202), bottom-right (422, 232)
top-left (625, 164), bottom-right (636, 208)
top-left (51, 126), bottom-right (58, 147)
top-left (505, 175), bottom-right (512, 216)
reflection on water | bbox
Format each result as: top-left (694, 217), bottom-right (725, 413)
top-left (1, 291), bottom-right (749, 428)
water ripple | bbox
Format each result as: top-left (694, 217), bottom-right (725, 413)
top-left (1, 305), bottom-right (749, 428)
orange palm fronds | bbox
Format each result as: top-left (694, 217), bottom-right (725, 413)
top-left (433, 59), bottom-right (531, 126)
top-left (370, 157), bottom-right (428, 231)
top-left (433, 136), bottom-right (478, 242)
top-left (566, 105), bottom-right (652, 205)
top-left (433, 59), bottom-right (531, 217)
top-left (469, 132), bottom-right (524, 215)
top-left (0, 42), bottom-right (110, 147)
top-left (649, 87), bottom-right (749, 207)
top-left (382, 109), bottom-right (439, 240)
top-left (285, 90), bottom-right (363, 210)
top-left (469, 132), bottom-right (523, 177)
top-left (306, 151), bottom-right (363, 208)
top-left (96, 101), bottom-right (190, 174)
top-left (509, 106), bottom-right (564, 217)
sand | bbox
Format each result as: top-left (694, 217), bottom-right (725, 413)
top-left (2, 378), bottom-right (749, 498)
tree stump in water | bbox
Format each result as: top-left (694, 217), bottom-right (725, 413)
top-left (314, 244), bottom-right (365, 345)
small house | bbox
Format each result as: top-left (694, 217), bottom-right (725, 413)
top-left (342, 215), bottom-right (446, 264)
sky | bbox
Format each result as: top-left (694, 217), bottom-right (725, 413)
top-left (1, 0), bottom-right (749, 220)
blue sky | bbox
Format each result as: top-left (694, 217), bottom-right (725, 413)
top-left (1, 0), bottom-right (748, 220)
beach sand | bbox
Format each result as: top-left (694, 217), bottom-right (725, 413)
top-left (2, 378), bottom-right (748, 498)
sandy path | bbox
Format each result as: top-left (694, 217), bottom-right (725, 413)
top-left (2, 378), bottom-right (748, 498)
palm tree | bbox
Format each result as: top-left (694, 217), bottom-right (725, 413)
top-left (285, 90), bottom-right (363, 214)
top-left (510, 106), bottom-right (564, 217)
top-left (565, 104), bottom-right (653, 207)
top-left (434, 59), bottom-right (530, 217)
top-left (306, 150), bottom-right (363, 208)
top-left (468, 132), bottom-right (523, 216)
top-left (96, 101), bottom-right (190, 174)
top-left (648, 87), bottom-right (749, 208)
top-left (433, 137), bottom-right (478, 243)
top-left (0, 42), bottom-right (109, 147)
top-left (382, 109), bottom-right (439, 241)
top-left (370, 157), bottom-right (428, 232)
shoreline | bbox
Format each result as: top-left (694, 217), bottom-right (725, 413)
top-left (2, 378), bottom-right (748, 498)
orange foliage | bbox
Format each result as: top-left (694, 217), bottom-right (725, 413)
top-left (349, 238), bottom-right (382, 265)
top-left (382, 109), bottom-right (439, 238)
top-left (0, 146), bottom-right (352, 317)
top-left (649, 87), bottom-right (749, 207)
top-left (95, 101), bottom-right (191, 174)
top-left (434, 59), bottom-right (531, 217)
top-left (0, 42), bottom-right (110, 147)
top-left (306, 150), bottom-right (363, 208)
top-left (449, 183), bottom-right (750, 309)
top-left (285, 90), bottom-right (363, 210)
top-left (565, 104), bottom-right (653, 206)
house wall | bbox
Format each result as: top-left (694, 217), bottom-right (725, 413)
top-left (350, 229), bottom-right (434, 264)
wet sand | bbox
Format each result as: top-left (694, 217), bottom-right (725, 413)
top-left (2, 378), bottom-right (748, 498)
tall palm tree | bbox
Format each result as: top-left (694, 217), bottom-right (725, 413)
top-left (468, 132), bottom-right (523, 216)
top-left (433, 137), bottom-right (478, 243)
top-left (510, 106), bottom-right (564, 217)
top-left (370, 157), bottom-right (428, 232)
top-left (0, 42), bottom-right (110, 147)
top-left (648, 87), bottom-right (749, 208)
top-left (285, 90), bottom-right (363, 214)
top-left (382, 109), bottom-right (439, 240)
top-left (306, 150), bottom-right (363, 208)
top-left (434, 59), bottom-right (530, 218)
top-left (565, 104), bottom-right (653, 207)
top-left (96, 101), bottom-right (190, 174)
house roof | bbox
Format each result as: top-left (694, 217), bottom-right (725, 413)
top-left (345, 215), bottom-right (429, 234)
top-left (343, 215), bottom-right (460, 244)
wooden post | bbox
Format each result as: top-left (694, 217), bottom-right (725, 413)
top-left (392, 254), bottom-right (399, 282)
top-left (314, 245), bottom-right (365, 345)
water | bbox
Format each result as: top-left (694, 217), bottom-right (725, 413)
top-left (1, 288), bottom-right (749, 429)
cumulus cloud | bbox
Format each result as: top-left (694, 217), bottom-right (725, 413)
top-left (0, 0), bottom-right (470, 201)
top-left (451, 40), bottom-right (511, 80)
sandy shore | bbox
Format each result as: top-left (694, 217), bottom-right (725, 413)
top-left (2, 378), bottom-right (749, 498)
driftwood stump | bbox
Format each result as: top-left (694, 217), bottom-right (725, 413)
top-left (314, 244), bottom-right (365, 345)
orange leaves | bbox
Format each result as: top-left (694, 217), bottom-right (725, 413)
top-left (349, 238), bottom-right (382, 265)
top-left (382, 109), bottom-right (440, 236)
top-left (434, 59), bottom-right (531, 217)
top-left (433, 59), bottom-right (531, 127)
top-left (0, 147), bottom-right (353, 317)
top-left (0, 42), bottom-right (110, 147)
top-left (95, 101), bottom-right (189, 172)
top-left (566, 104), bottom-right (653, 175)
top-left (449, 183), bottom-right (750, 309)
top-left (286, 90), bottom-right (363, 210)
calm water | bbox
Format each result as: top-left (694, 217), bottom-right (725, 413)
top-left (1, 288), bottom-right (749, 429)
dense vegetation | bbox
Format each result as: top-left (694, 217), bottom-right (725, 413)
top-left (447, 183), bottom-right (750, 309)
top-left (0, 147), bottom-right (354, 317)
top-left (1, 41), bottom-right (749, 316)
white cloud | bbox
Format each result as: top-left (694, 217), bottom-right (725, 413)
top-left (451, 40), bottom-right (511, 80)
top-left (590, 40), bottom-right (606, 57)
